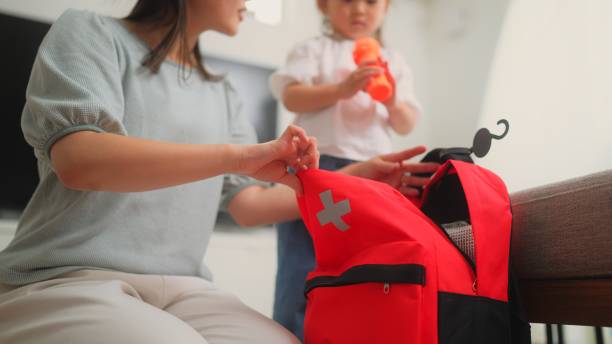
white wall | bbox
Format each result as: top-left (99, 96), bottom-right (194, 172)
top-left (477, 0), bottom-right (612, 192)
top-left (202, 0), bottom-right (321, 69)
top-left (426, 0), bottom-right (510, 148)
top-left (385, 0), bottom-right (434, 150)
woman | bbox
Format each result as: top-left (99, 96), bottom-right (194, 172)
top-left (0, 1), bottom-right (437, 343)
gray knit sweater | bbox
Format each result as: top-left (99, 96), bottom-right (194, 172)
top-left (0, 10), bottom-right (258, 285)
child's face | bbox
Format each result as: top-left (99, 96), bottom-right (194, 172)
top-left (189, 0), bottom-right (247, 36)
top-left (319, 0), bottom-right (389, 40)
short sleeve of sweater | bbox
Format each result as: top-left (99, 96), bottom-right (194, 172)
top-left (21, 9), bottom-right (126, 165)
top-left (219, 81), bottom-right (265, 212)
top-left (269, 38), bottom-right (320, 100)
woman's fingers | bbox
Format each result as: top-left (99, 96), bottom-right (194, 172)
top-left (379, 145), bottom-right (427, 163)
top-left (400, 174), bottom-right (431, 188)
top-left (279, 124), bottom-right (309, 155)
top-left (399, 162), bottom-right (440, 174)
top-left (279, 173), bottom-right (303, 196)
top-left (303, 136), bottom-right (319, 169)
top-left (291, 134), bottom-right (319, 172)
top-left (280, 124), bottom-right (308, 153)
top-left (373, 159), bottom-right (398, 175)
top-left (398, 185), bottom-right (421, 197)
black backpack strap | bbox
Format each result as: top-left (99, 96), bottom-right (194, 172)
top-left (508, 262), bottom-right (532, 343)
top-left (414, 147), bottom-right (473, 179)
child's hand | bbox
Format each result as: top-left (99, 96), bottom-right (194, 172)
top-left (236, 125), bottom-right (319, 194)
top-left (336, 62), bottom-right (383, 100)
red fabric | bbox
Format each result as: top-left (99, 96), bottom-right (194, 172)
top-left (296, 160), bottom-right (512, 343)
top-left (452, 161), bottom-right (511, 301)
top-left (420, 161), bottom-right (511, 300)
top-left (297, 170), bottom-right (438, 344)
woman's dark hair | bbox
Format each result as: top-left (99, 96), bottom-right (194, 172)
top-left (125, 0), bottom-right (220, 80)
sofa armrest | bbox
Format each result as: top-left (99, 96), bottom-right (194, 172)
top-left (510, 169), bottom-right (612, 326)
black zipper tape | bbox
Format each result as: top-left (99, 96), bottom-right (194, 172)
top-left (305, 264), bottom-right (425, 295)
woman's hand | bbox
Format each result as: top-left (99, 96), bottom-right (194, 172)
top-left (340, 145), bottom-right (439, 197)
top-left (236, 125), bottom-right (319, 194)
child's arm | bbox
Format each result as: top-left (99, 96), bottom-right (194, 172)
top-left (385, 100), bottom-right (419, 135)
top-left (381, 65), bottom-right (419, 135)
top-left (382, 53), bottom-right (422, 135)
top-left (50, 125), bottom-right (316, 194)
top-left (283, 83), bottom-right (343, 113)
top-left (283, 65), bottom-right (383, 113)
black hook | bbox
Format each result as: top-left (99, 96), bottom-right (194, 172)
top-left (471, 119), bottom-right (510, 158)
top-left (491, 119), bottom-right (510, 140)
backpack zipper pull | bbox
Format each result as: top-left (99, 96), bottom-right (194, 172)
top-left (383, 283), bottom-right (390, 294)
top-left (472, 277), bottom-right (478, 294)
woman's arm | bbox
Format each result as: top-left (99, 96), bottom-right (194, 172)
top-left (228, 146), bottom-right (440, 227)
top-left (228, 184), bottom-right (299, 227)
top-left (51, 131), bottom-right (239, 192)
top-left (51, 125), bottom-right (316, 193)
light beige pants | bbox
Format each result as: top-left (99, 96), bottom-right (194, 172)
top-left (0, 269), bottom-right (300, 344)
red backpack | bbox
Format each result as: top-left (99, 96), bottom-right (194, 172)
top-left (296, 159), bottom-right (530, 344)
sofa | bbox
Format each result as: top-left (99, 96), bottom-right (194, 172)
top-left (510, 169), bottom-right (612, 327)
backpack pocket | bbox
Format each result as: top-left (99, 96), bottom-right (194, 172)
top-left (304, 242), bottom-right (430, 344)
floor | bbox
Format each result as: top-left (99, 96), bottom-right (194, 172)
top-left (206, 223), bottom-right (278, 317)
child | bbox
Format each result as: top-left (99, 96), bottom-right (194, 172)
top-left (0, 1), bottom-right (436, 342)
top-left (269, 0), bottom-right (423, 339)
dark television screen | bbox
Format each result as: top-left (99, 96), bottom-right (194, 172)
top-left (0, 13), bottom-right (50, 213)
top-left (0, 12), bottom-right (276, 214)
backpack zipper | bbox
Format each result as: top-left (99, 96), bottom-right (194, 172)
top-left (421, 169), bottom-right (478, 294)
top-left (433, 223), bottom-right (478, 294)
top-left (305, 264), bottom-right (425, 296)
top-left (427, 190), bottom-right (477, 292)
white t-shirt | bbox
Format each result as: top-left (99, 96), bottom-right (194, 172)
top-left (270, 35), bottom-right (422, 161)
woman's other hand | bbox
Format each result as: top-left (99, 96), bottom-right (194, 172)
top-left (341, 145), bottom-right (439, 197)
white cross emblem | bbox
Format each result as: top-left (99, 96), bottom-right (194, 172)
top-left (316, 190), bottom-right (351, 232)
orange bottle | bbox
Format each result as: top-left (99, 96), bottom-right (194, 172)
top-left (352, 37), bottom-right (393, 102)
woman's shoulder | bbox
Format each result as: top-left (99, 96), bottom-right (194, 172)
top-left (34, 9), bottom-right (126, 77)
top-left (42, 9), bottom-right (122, 52)
top-left (40, 9), bottom-right (123, 59)
top-left (52, 9), bottom-right (113, 34)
